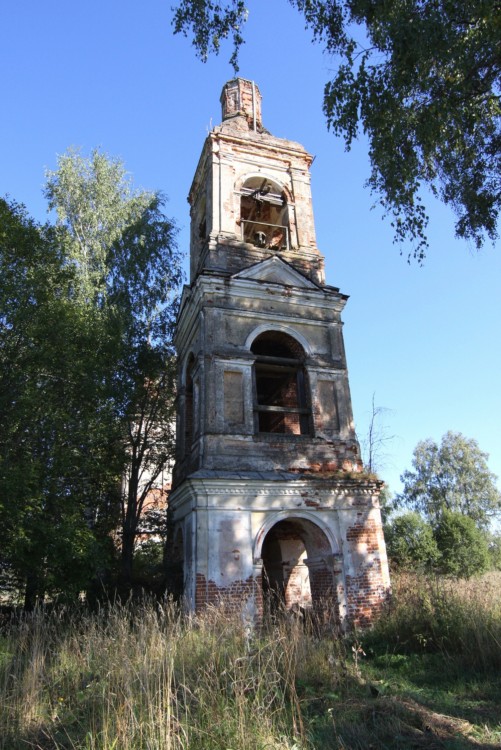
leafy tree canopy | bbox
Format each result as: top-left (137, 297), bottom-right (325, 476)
top-left (1, 150), bottom-right (184, 604)
top-left (172, 0), bottom-right (501, 260)
top-left (45, 149), bottom-right (182, 343)
top-left (434, 510), bottom-right (490, 577)
top-left (384, 512), bottom-right (440, 570)
top-left (395, 431), bottom-right (501, 530)
top-left (44, 149), bottom-right (184, 595)
top-left (0, 198), bottom-right (121, 606)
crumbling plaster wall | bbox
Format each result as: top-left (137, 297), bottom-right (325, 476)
top-left (168, 477), bottom-right (389, 628)
top-left (173, 271), bottom-right (360, 485)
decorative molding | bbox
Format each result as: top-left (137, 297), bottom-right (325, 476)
top-left (252, 509), bottom-right (341, 560)
top-left (244, 322), bottom-right (312, 355)
top-left (234, 256), bottom-right (318, 289)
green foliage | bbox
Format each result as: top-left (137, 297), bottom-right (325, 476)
top-left (172, 0), bottom-right (248, 73)
top-left (45, 148), bottom-right (182, 341)
top-left (130, 540), bottom-right (166, 592)
top-left (393, 432), bottom-right (499, 577)
top-left (172, 0), bottom-right (501, 259)
top-left (385, 508), bottom-right (495, 578)
top-left (396, 431), bottom-right (501, 530)
top-left (43, 149), bottom-right (184, 595)
top-left (1, 149), bottom-right (184, 603)
top-left (384, 512), bottom-right (439, 571)
top-left (45, 149), bottom-right (143, 300)
top-left (487, 532), bottom-right (501, 570)
top-left (434, 510), bottom-right (490, 578)
top-left (0, 198), bottom-right (120, 606)
top-left (365, 572), bottom-right (501, 674)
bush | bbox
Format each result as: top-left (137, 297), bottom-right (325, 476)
top-left (487, 532), bottom-right (501, 570)
top-left (434, 511), bottom-right (490, 578)
top-left (364, 571), bottom-right (501, 672)
top-left (384, 512), bottom-right (439, 571)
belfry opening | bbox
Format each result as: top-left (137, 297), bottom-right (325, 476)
top-left (240, 176), bottom-right (289, 250)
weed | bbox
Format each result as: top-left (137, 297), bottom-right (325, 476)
top-left (0, 573), bottom-right (500, 749)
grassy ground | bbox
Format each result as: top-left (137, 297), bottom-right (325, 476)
top-left (0, 573), bottom-right (500, 749)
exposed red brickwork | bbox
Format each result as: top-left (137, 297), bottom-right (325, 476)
top-left (304, 499), bottom-right (320, 508)
top-left (346, 516), bottom-right (381, 551)
top-left (284, 564), bottom-right (311, 608)
top-left (345, 515), bottom-right (389, 627)
top-left (309, 566), bottom-right (333, 601)
top-left (288, 445), bottom-right (364, 474)
top-left (308, 566), bottom-right (341, 629)
top-left (221, 79), bottom-right (263, 129)
top-left (345, 569), bottom-right (389, 628)
top-left (195, 573), bottom-right (263, 617)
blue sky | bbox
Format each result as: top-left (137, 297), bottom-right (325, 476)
top-left (2, 0), bottom-right (500, 496)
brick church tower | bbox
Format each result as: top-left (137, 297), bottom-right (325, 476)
top-left (168, 79), bottom-right (390, 627)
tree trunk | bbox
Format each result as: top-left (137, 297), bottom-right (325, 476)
top-left (24, 572), bottom-right (42, 611)
top-left (119, 523), bottom-right (135, 599)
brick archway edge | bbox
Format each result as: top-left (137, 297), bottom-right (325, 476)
top-left (253, 510), bottom-right (339, 563)
top-left (244, 324), bottom-right (312, 357)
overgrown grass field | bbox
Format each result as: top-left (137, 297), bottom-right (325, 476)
top-left (1, 573), bottom-right (500, 749)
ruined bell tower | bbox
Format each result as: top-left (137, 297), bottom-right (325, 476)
top-left (168, 79), bottom-right (390, 627)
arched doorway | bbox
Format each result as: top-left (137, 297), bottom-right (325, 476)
top-left (260, 517), bottom-right (339, 622)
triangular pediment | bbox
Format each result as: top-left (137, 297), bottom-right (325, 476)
top-left (233, 256), bottom-right (319, 289)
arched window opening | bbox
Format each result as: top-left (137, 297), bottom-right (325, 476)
top-left (251, 332), bottom-right (311, 435)
top-left (240, 177), bottom-right (289, 250)
top-left (192, 193), bottom-right (206, 243)
top-left (184, 356), bottom-right (195, 455)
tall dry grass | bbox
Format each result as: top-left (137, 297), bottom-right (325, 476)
top-left (365, 571), bottom-right (501, 671)
top-left (1, 573), bottom-right (500, 749)
top-left (0, 601), bottom-right (344, 750)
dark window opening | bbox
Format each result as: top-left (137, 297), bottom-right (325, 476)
top-left (192, 193), bottom-right (207, 254)
top-left (251, 332), bottom-right (311, 435)
top-left (240, 177), bottom-right (289, 250)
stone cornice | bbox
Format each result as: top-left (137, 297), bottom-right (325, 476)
top-left (175, 272), bottom-right (348, 346)
top-left (177, 473), bottom-right (381, 494)
top-left (211, 127), bottom-right (313, 165)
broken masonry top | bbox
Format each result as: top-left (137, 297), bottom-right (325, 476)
top-left (221, 78), bottom-right (262, 130)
